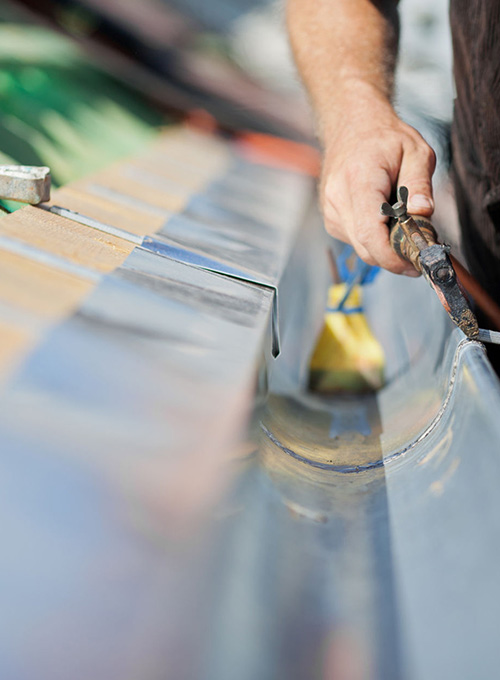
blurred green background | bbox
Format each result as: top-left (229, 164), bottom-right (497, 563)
top-left (0, 11), bottom-right (164, 212)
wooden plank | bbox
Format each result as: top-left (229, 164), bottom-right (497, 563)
top-left (47, 126), bottom-right (233, 240)
top-left (0, 125), bottom-right (233, 388)
top-left (0, 249), bottom-right (94, 317)
top-left (73, 171), bottom-right (189, 214)
top-left (0, 206), bottom-right (136, 272)
top-left (50, 186), bottom-right (165, 236)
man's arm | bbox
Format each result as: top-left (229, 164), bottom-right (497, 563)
top-left (287, 0), bottom-right (436, 276)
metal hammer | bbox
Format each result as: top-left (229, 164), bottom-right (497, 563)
top-left (0, 165), bottom-right (51, 205)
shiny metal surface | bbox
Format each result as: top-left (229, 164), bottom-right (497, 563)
top-left (46, 202), bottom-right (283, 355)
top-left (257, 225), bottom-right (500, 679)
top-left (1, 152), bottom-right (500, 680)
top-left (0, 147), bottom-right (314, 679)
top-left (478, 327), bottom-right (500, 345)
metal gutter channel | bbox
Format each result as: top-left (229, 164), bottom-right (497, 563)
top-left (384, 340), bottom-right (500, 680)
top-left (1, 136), bottom-right (500, 679)
top-left (250, 228), bottom-right (500, 679)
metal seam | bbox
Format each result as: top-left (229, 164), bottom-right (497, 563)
top-left (44, 204), bottom-right (281, 356)
top-left (45, 205), bottom-right (276, 290)
top-left (261, 337), bottom-right (484, 473)
top-left (46, 205), bottom-right (143, 245)
top-left (260, 423), bottom-right (385, 473)
top-left (381, 337), bottom-right (485, 466)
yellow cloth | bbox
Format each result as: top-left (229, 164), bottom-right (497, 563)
top-left (309, 284), bottom-right (385, 393)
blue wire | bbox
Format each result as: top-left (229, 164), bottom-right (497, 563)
top-left (329, 246), bottom-right (380, 313)
top-left (326, 307), bottom-right (364, 315)
top-left (337, 246), bottom-right (380, 286)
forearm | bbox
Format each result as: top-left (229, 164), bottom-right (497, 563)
top-left (286, 0), bottom-right (436, 276)
top-left (287, 0), bottom-right (400, 143)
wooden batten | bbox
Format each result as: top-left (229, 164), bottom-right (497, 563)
top-left (49, 186), bottom-right (166, 236)
top-left (74, 170), bottom-right (188, 214)
top-left (0, 126), bottom-right (237, 387)
top-left (0, 206), bottom-right (135, 273)
top-left (0, 249), bottom-right (94, 317)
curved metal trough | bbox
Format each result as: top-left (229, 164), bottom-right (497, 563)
top-left (256, 256), bottom-right (500, 680)
top-left (0, 127), bottom-right (499, 680)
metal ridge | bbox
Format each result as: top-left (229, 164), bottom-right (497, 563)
top-left (261, 337), bottom-right (487, 473)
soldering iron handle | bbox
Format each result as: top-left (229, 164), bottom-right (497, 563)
top-left (389, 215), bottom-right (438, 273)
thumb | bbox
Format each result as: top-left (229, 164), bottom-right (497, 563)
top-left (397, 142), bottom-right (436, 216)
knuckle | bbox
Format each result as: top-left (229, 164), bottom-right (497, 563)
top-left (426, 146), bottom-right (437, 170)
top-left (345, 161), bottom-right (364, 185)
top-left (353, 242), bottom-right (377, 267)
top-left (381, 251), bottom-right (416, 275)
top-left (322, 196), bottom-right (340, 225)
top-left (417, 143), bottom-right (436, 168)
top-left (406, 125), bottom-right (425, 145)
top-left (407, 139), bottom-right (436, 173)
top-left (324, 218), bottom-right (342, 240)
top-left (386, 260), bottom-right (409, 275)
top-left (322, 173), bottom-right (342, 208)
top-left (403, 135), bottom-right (420, 154)
top-left (355, 226), bottom-right (375, 250)
top-left (399, 169), bottom-right (433, 193)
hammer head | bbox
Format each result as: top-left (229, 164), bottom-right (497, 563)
top-left (0, 165), bottom-right (51, 205)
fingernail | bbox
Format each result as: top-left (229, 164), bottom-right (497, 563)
top-left (403, 268), bottom-right (421, 278)
top-left (408, 194), bottom-right (433, 211)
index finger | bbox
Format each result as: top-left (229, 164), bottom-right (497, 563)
top-left (347, 168), bottom-right (419, 276)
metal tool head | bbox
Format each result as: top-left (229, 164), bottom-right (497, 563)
top-left (0, 165), bottom-right (51, 205)
top-left (419, 245), bottom-right (479, 339)
top-left (380, 186), bottom-right (409, 220)
top-left (380, 186), bottom-right (479, 339)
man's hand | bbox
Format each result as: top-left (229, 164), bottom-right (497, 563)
top-left (320, 85), bottom-right (436, 276)
top-left (286, 0), bottom-right (435, 276)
